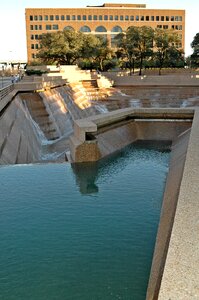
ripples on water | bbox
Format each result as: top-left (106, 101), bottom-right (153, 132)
top-left (0, 142), bottom-right (170, 300)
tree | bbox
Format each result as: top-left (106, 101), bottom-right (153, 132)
top-left (82, 36), bottom-right (115, 71)
top-left (115, 26), bottom-right (154, 75)
top-left (190, 33), bottom-right (199, 68)
top-left (37, 29), bottom-right (85, 65)
top-left (136, 26), bottom-right (154, 75)
top-left (115, 29), bottom-right (138, 75)
top-left (154, 29), bottom-right (182, 75)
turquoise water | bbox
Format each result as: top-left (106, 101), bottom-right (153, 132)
top-left (0, 143), bottom-right (169, 300)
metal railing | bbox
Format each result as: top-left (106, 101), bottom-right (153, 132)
top-left (0, 84), bottom-right (15, 100)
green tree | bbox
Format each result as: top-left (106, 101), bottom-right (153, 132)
top-left (37, 29), bottom-right (85, 65)
top-left (115, 29), bottom-right (138, 75)
top-left (190, 33), bottom-right (199, 68)
top-left (115, 26), bottom-right (154, 75)
top-left (154, 29), bottom-right (182, 75)
top-left (83, 37), bottom-right (114, 71)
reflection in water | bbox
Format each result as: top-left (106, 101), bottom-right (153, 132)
top-left (71, 140), bottom-right (171, 195)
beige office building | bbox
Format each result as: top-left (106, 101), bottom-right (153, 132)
top-left (25, 3), bottom-right (185, 63)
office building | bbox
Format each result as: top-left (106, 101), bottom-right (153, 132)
top-left (25, 3), bottom-right (185, 63)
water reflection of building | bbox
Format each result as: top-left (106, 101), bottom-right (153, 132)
top-left (25, 3), bottom-right (185, 63)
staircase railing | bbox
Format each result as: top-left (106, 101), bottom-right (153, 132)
top-left (0, 84), bottom-right (15, 100)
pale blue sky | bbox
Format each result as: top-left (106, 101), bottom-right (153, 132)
top-left (0, 0), bottom-right (198, 61)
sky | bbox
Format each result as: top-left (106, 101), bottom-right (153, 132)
top-left (0, 0), bottom-right (198, 62)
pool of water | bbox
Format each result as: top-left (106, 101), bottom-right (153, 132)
top-left (0, 143), bottom-right (170, 300)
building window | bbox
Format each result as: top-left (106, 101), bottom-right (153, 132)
top-left (66, 15), bottom-right (70, 20)
top-left (39, 15), bottom-right (42, 21)
top-left (179, 16), bottom-right (182, 21)
top-left (175, 16), bottom-right (179, 21)
top-left (156, 16), bottom-right (159, 21)
top-left (157, 25), bottom-right (162, 28)
top-left (35, 44), bottom-right (39, 49)
top-left (61, 15), bottom-right (65, 20)
top-left (39, 25), bottom-right (42, 30)
top-left (151, 16), bottom-right (154, 21)
top-left (50, 15), bottom-right (54, 21)
top-left (64, 26), bottom-right (74, 31)
top-left (34, 16), bottom-right (38, 21)
top-left (31, 44), bottom-right (34, 49)
top-left (72, 15), bottom-right (76, 20)
top-left (39, 35), bottom-right (42, 40)
top-left (125, 15), bottom-right (129, 21)
top-left (44, 15), bottom-right (48, 21)
top-left (166, 16), bottom-right (169, 21)
top-left (55, 15), bottom-right (59, 21)
top-left (120, 16), bottom-right (124, 21)
top-left (93, 15), bottom-right (97, 20)
top-left (161, 16), bottom-right (164, 21)
top-left (115, 15), bottom-right (119, 21)
top-left (141, 16), bottom-right (144, 21)
top-left (31, 35), bottom-right (34, 40)
top-left (111, 34), bottom-right (119, 48)
top-left (83, 15), bottom-right (87, 20)
top-left (53, 24), bottom-right (59, 30)
top-left (95, 26), bottom-right (107, 32)
top-left (130, 16), bottom-right (134, 21)
top-left (30, 15), bottom-right (33, 21)
top-left (110, 15), bottom-right (113, 20)
top-left (171, 16), bottom-right (174, 21)
top-left (163, 25), bottom-right (168, 29)
top-left (77, 15), bottom-right (81, 20)
top-left (88, 15), bottom-right (92, 20)
top-left (80, 26), bottom-right (91, 32)
top-left (111, 26), bottom-right (122, 33)
top-left (30, 25), bottom-right (33, 30)
top-left (179, 25), bottom-right (182, 30)
top-left (35, 25), bottom-right (38, 30)
top-left (104, 15), bottom-right (108, 20)
top-left (99, 15), bottom-right (103, 20)
top-left (146, 16), bottom-right (149, 21)
top-left (35, 35), bottom-right (39, 40)
top-left (136, 15), bottom-right (139, 21)
top-left (46, 25), bottom-right (51, 30)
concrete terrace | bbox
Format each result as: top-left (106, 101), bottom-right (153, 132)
top-left (0, 66), bottom-right (199, 299)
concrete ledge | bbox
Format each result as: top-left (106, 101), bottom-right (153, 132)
top-left (158, 109), bottom-right (199, 299)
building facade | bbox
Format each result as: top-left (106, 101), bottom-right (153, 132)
top-left (25, 3), bottom-right (185, 63)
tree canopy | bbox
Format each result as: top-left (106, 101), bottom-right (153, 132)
top-left (35, 26), bottom-right (185, 74)
top-left (190, 33), bottom-right (199, 68)
top-left (153, 28), bottom-right (183, 74)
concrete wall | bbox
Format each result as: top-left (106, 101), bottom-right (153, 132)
top-left (158, 109), bottom-right (199, 299)
top-left (146, 128), bottom-right (191, 300)
top-left (103, 73), bottom-right (199, 87)
top-left (69, 108), bottom-right (193, 163)
top-left (0, 95), bottom-right (41, 165)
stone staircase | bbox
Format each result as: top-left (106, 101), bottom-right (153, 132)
top-left (20, 93), bottom-right (60, 141)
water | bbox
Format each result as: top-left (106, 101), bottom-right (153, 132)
top-left (0, 143), bottom-right (170, 300)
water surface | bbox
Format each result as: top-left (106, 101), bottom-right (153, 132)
top-left (0, 143), bottom-right (169, 300)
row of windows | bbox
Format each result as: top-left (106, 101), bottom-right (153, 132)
top-left (30, 39), bottom-right (183, 56)
top-left (30, 24), bottom-right (183, 35)
top-left (31, 44), bottom-right (40, 49)
top-left (29, 14), bottom-right (183, 22)
top-left (157, 24), bottom-right (183, 30)
top-left (30, 26), bottom-right (183, 42)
